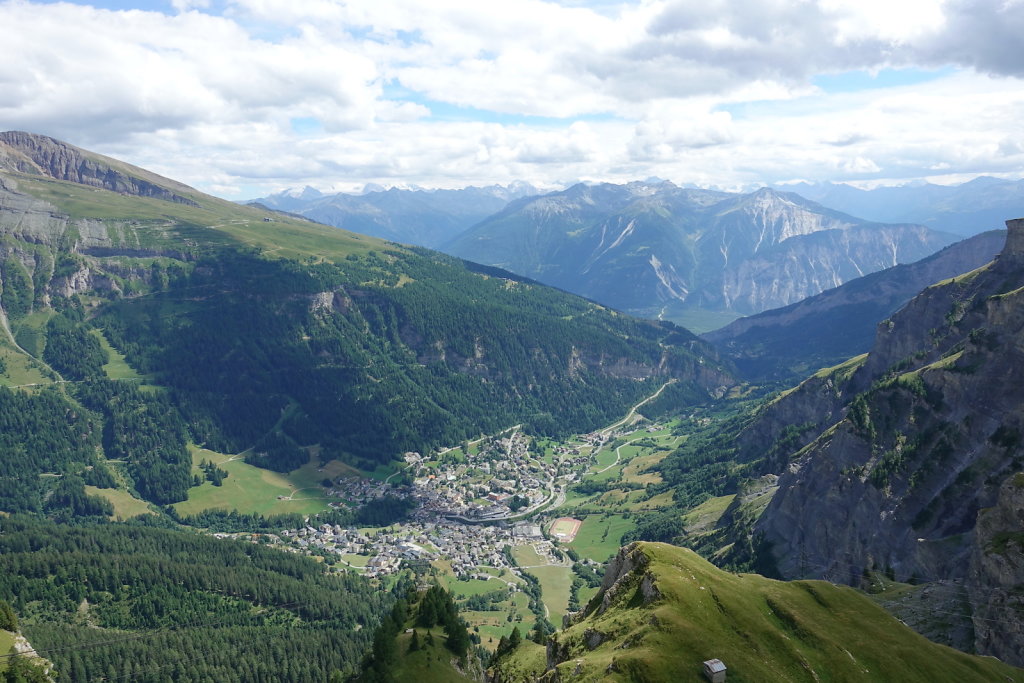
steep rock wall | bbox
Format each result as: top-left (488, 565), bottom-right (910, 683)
top-left (752, 217), bottom-right (1024, 663)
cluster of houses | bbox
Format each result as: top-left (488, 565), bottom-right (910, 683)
top-left (277, 518), bottom-right (555, 579)
top-left (407, 431), bottom-right (556, 521)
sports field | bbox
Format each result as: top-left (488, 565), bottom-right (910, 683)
top-left (549, 517), bottom-right (583, 542)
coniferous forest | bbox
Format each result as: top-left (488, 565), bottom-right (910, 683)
top-left (0, 516), bottom-right (395, 682)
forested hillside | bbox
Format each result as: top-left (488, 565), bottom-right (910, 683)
top-left (0, 516), bottom-right (392, 682)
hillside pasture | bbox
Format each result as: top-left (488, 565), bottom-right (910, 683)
top-left (93, 329), bottom-right (143, 381)
top-left (84, 486), bottom-right (154, 520)
top-left (174, 446), bottom-right (334, 517)
top-left (566, 514), bottom-right (636, 563)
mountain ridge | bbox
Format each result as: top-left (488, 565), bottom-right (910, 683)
top-left (784, 177), bottom-right (1024, 236)
top-left (249, 181), bottom-right (542, 248)
top-left (703, 229), bottom-right (1008, 381)
top-left (0, 131), bottom-right (734, 515)
top-left (489, 542), bottom-right (1022, 681)
top-left (443, 181), bottom-right (957, 324)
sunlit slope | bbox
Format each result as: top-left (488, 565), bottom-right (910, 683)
top-left (9, 171), bottom-right (383, 261)
top-left (493, 542), bottom-right (1022, 682)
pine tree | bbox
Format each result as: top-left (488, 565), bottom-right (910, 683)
top-left (0, 599), bottom-right (17, 631)
top-left (408, 629), bottom-right (420, 653)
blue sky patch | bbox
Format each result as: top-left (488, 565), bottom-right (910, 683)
top-left (290, 117), bottom-right (323, 136)
top-left (812, 66), bottom-right (957, 94)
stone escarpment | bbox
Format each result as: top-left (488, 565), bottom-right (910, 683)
top-left (0, 175), bottom-right (188, 305)
top-left (970, 473), bottom-right (1024, 664)
top-left (752, 217), bottom-right (1024, 664)
top-left (704, 229), bottom-right (1007, 381)
top-left (0, 131), bottom-right (197, 205)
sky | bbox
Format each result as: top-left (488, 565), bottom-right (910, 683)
top-left (1, 0), bottom-right (1023, 199)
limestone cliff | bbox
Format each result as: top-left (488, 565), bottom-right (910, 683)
top-left (751, 217), bottom-right (1024, 664)
top-left (0, 131), bottom-right (197, 205)
top-left (705, 230), bottom-right (1007, 381)
top-left (0, 132), bottom-right (213, 307)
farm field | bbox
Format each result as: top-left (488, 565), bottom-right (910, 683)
top-left (0, 631), bottom-right (15, 669)
top-left (435, 561), bottom-right (532, 649)
top-left (94, 329), bottom-right (143, 381)
top-left (592, 447), bottom-right (618, 468)
top-left (0, 344), bottom-right (49, 387)
top-left (339, 553), bottom-right (369, 568)
top-left (620, 451), bottom-right (667, 486)
top-left (525, 564), bottom-right (573, 625)
top-left (509, 544), bottom-right (574, 624)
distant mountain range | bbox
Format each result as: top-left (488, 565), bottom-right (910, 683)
top-left (781, 176), bottom-right (1024, 236)
top-left (704, 229), bottom-right (1007, 381)
top-left (251, 178), bottom-right (1023, 331)
top-left (444, 181), bottom-right (956, 325)
top-left (249, 182), bottom-right (540, 248)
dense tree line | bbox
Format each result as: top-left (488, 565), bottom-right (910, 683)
top-left (354, 585), bottom-right (471, 682)
top-left (42, 315), bottom-right (108, 380)
top-left (354, 496), bottom-right (415, 527)
top-left (2, 654), bottom-right (48, 683)
top-left (74, 379), bottom-right (192, 504)
top-left (166, 508), bottom-right (306, 533)
top-left (1, 257), bottom-right (35, 319)
top-left (0, 516), bottom-right (392, 682)
top-left (93, 247), bottom-right (715, 471)
top-left (0, 386), bottom-right (101, 513)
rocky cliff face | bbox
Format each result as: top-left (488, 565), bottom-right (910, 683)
top-left (0, 133), bottom-right (211, 307)
top-left (750, 217), bottom-right (1024, 664)
top-left (0, 131), bottom-right (196, 205)
top-left (971, 473), bottom-right (1024, 663)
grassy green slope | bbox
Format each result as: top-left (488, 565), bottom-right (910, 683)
top-left (495, 542), bottom-right (1021, 682)
top-left (13, 172), bottom-right (382, 260)
top-left (392, 627), bottom-right (474, 682)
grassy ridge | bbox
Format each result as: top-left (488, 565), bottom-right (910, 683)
top-left (496, 542), bottom-right (1022, 682)
top-left (14, 174), bottom-right (382, 262)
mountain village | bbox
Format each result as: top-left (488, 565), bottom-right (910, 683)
top-left (269, 423), bottom-right (638, 579)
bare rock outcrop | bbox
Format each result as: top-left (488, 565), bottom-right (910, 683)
top-left (0, 131), bottom-right (197, 206)
top-left (753, 217), bottom-right (1024, 663)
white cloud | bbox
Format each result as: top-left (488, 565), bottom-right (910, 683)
top-left (0, 0), bottom-right (1022, 198)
